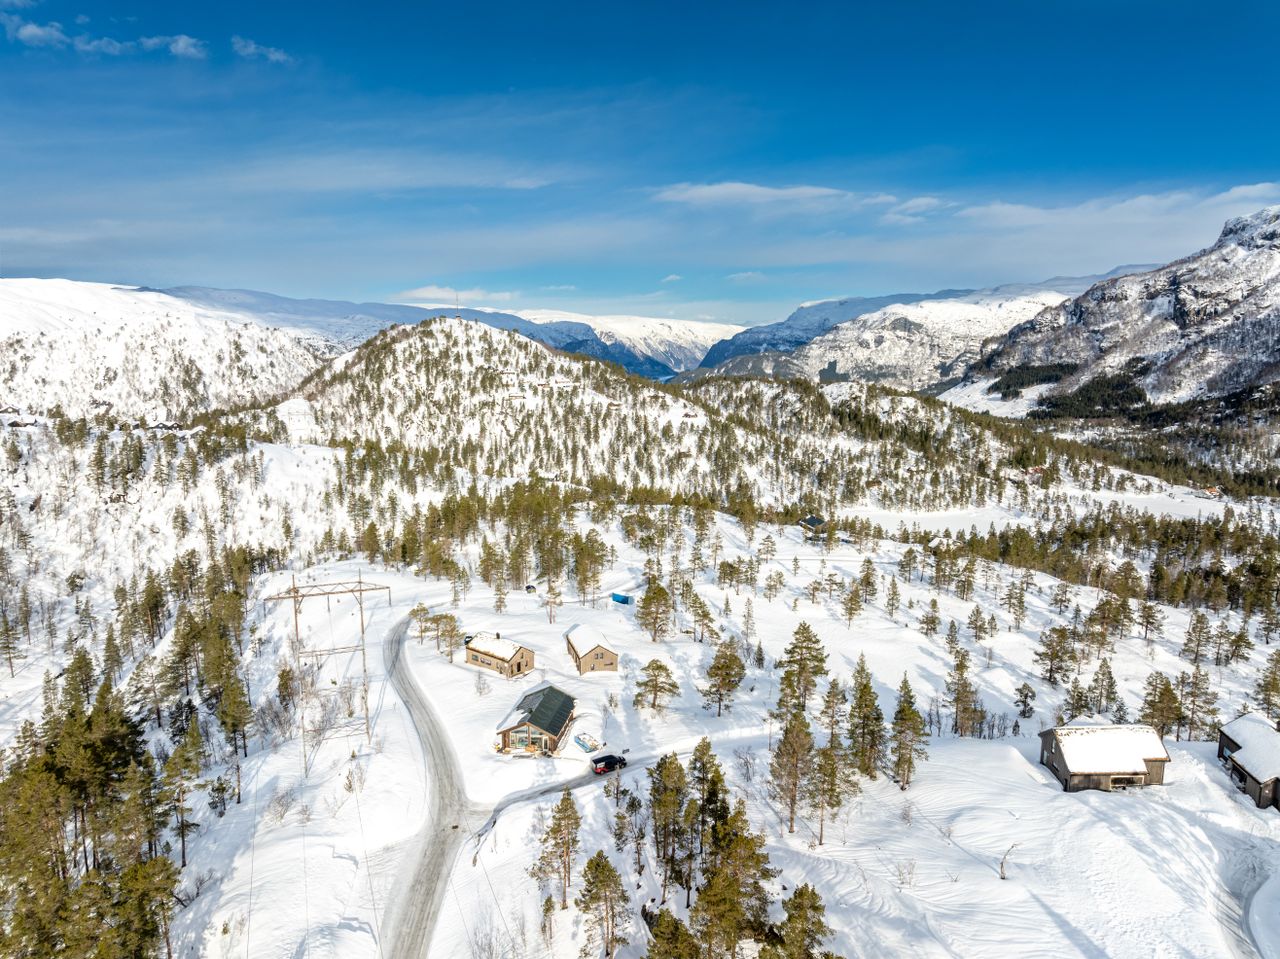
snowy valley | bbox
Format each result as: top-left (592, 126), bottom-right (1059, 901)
top-left (2, 289), bottom-right (1280, 959)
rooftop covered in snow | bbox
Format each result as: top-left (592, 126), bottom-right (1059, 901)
top-left (1044, 722), bottom-right (1170, 775)
top-left (1221, 712), bottom-right (1280, 783)
top-left (565, 623), bottom-right (613, 657)
top-left (465, 632), bottom-right (525, 662)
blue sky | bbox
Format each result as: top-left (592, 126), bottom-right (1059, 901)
top-left (2, 1), bottom-right (1278, 325)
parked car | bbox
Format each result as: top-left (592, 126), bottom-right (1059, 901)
top-left (592, 755), bottom-right (627, 774)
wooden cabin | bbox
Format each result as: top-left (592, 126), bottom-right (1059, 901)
top-left (1218, 712), bottom-right (1280, 811)
top-left (565, 624), bottom-right (618, 675)
top-left (1039, 721), bottom-right (1170, 792)
top-left (496, 685), bottom-right (576, 754)
top-left (798, 515), bottom-right (827, 538)
top-left (464, 632), bottom-right (535, 679)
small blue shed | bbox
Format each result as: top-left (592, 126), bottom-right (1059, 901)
top-left (611, 592), bottom-right (633, 606)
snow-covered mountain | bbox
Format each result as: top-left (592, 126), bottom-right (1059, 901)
top-left (698, 289), bottom-right (966, 368)
top-left (986, 206), bottom-right (1280, 406)
top-left (0, 280), bottom-right (745, 421)
top-left (695, 268), bottom-right (1151, 381)
top-left (0, 279), bottom-right (349, 422)
top-left (515, 308), bottom-right (742, 374)
top-left (683, 269), bottom-right (1150, 391)
top-left (783, 288), bottom-right (1073, 390)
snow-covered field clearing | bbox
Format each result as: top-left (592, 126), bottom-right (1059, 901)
top-left (167, 507), bottom-right (1280, 958)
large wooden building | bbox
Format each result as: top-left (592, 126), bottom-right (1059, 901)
top-left (496, 684), bottom-right (576, 754)
top-left (565, 624), bottom-right (618, 675)
top-left (1218, 712), bottom-right (1280, 811)
top-left (464, 632), bottom-right (535, 679)
top-left (1039, 722), bottom-right (1170, 792)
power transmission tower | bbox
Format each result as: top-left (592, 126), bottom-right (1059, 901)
top-left (264, 573), bottom-right (392, 771)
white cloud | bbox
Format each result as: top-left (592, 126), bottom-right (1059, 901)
top-left (140, 34), bottom-right (206, 59)
top-left (541, 284), bottom-right (577, 291)
top-left (658, 181), bottom-right (851, 205)
top-left (221, 149), bottom-right (553, 193)
top-left (232, 35), bottom-right (293, 64)
top-left (661, 274), bottom-right (682, 283)
top-left (1, 13), bottom-right (68, 46)
top-left (397, 284), bottom-right (519, 305)
top-left (881, 195), bottom-right (951, 225)
top-left (74, 35), bottom-right (133, 56)
top-left (726, 270), bottom-right (766, 283)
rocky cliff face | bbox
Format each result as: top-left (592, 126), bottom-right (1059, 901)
top-left (988, 206), bottom-right (1280, 405)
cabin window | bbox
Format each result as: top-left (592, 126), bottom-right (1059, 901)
top-left (1110, 776), bottom-right (1143, 789)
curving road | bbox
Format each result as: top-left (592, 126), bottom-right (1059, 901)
top-left (379, 615), bottom-right (767, 957)
top-left (382, 617), bottom-right (489, 959)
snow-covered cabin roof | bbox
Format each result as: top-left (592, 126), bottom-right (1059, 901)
top-left (565, 624), bottom-right (613, 658)
top-left (466, 632), bottom-right (525, 662)
top-left (1047, 722), bottom-right (1170, 775)
top-left (1221, 712), bottom-right (1280, 783)
top-left (496, 684), bottom-right (575, 736)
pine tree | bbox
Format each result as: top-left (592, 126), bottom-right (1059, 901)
top-left (647, 909), bottom-right (699, 959)
top-left (634, 660), bottom-right (680, 713)
top-left (840, 586), bottom-right (862, 627)
top-left (1181, 665), bottom-right (1218, 741)
top-left (776, 622), bottom-right (828, 713)
top-left (847, 656), bottom-right (886, 778)
top-left (702, 643), bottom-right (745, 716)
top-left (0, 611), bottom-right (22, 678)
top-left (806, 682), bottom-right (858, 844)
top-left (637, 580), bottom-right (674, 642)
top-left (164, 720), bottom-right (203, 868)
top-left (545, 580), bottom-right (563, 623)
top-left (647, 753), bottom-right (688, 900)
top-left (1138, 602), bottom-right (1165, 652)
top-left (761, 884), bottom-right (836, 959)
top-left (1255, 650), bottom-right (1280, 720)
top-left (1014, 682), bottom-right (1036, 719)
top-left (919, 599), bottom-right (940, 637)
top-left (576, 850), bottom-right (629, 958)
top-left (692, 799), bottom-right (776, 957)
top-left (967, 604), bottom-right (986, 642)
top-left (532, 787), bottom-right (582, 908)
top-left (1138, 672), bottom-right (1182, 738)
top-left (1181, 610), bottom-right (1212, 665)
top-left (770, 709), bottom-right (814, 833)
top-left (1033, 626), bottom-right (1074, 686)
top-left (890, 674), bottom-right (928, 789)
top-left (858, 558), bottom-right (877, 602)
top-left (946, 648), bottom-right (982, 736)
top-left (885, 578), bottom-right (901, 620)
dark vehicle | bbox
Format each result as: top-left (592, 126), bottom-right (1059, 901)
top-left (592, 755), bottom-right (627, 775)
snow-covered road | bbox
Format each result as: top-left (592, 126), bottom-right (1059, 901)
top-left (381, 617), bottom-right (489, 959)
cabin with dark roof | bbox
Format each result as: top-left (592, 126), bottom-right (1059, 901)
top-left (496, 685), bottom-right (576, 754)
top-left (798, 515), bottom-right (827, 538)
top-left (1218, 712), bottom-right (1280, 810)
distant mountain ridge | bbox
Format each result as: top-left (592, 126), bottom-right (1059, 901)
top-left (986, 206), bottom-right (1280, 407)
top-left (686, 267), bottom-right (1150, 391)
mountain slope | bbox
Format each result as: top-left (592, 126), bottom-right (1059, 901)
top-left (516, 309), bottom-right (743, 373)
top-left (698, 290), bottom-right (966, 368)
top-left (986, 206), bottom-right (1280, 406)
top-left (0, 279), bottom-right (341, 421)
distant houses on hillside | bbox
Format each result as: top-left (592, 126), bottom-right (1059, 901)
top-left (1218, 712), bottom-right (1280, 811)
top-left (1039, 721), bottom-right (1170, 792)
